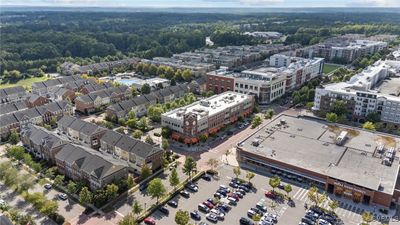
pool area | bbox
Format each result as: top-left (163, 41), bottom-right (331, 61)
top-left (115, 78), bottom-right (143, 86)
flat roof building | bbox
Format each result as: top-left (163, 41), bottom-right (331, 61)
top-left (162, 92), bottom-right (254, 144)
top-left (237, 114), bottom-right (400, 207)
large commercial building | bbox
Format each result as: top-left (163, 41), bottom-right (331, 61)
top-left (237, 114), bottom-right (400, 208)
top-left (206, 54), bottom-right (324, 104)
top-left (313, 59), bottom-right (400, 125)
top-left (161, 92), bottom-right (254, 144)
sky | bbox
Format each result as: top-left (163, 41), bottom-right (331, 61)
top-left (1, 0), bottom-right (400, 8)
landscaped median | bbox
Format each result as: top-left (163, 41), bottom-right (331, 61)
top-left (136, 170), bottom-right (205, 222)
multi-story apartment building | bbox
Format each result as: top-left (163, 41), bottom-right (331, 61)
top-left (206, 54), bottom-right (324, 104)
top-left (161, 92), bottom-right (254, 144)
top-left (313, 60), bottom-right (400, 125)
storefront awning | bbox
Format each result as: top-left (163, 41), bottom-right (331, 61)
top-left (184, 138), bottom-right (191, 144)
top-left (191, 138), bottom-right (198, 143)
top-left (171, 133), bottom-right (180, 140)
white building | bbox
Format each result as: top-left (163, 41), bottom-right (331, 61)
top-left (313, 60), bottom-right (400, 125)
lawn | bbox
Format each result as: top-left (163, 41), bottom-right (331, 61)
top-left (0, 76), bottom-right (48, 90)
top-left (323, 63), bottom-right (342, 74)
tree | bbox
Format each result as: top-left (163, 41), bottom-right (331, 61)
top-left (148, 105), bottom-right (164, 122)
top-left (326, 112), bottom-right (338, 123)
top-left (206, 158), bottom-right (219, 172)
top-left (67, 181), bottom-right (77, 194)
top-left (141, 83), bottom-right (151, 94)
top-left (246, 171), bottom-right (255, 183)
top-left (105, 183), bottom-right (119, 199)
top-left (118, 213), bottom-right (136, 225)
top-left (233, 166), bottom-right (241, 179)
top-left (307, 186), bottom-right (319, 207)
top-left (361, 211), bottom-right (374, 224)
top-left (328, 200), bottom-right (339, 213)
top-left (175, 210), bottom-right (190, 225)
top-left (79, 187), bottom-right (93, 204)
top-left (366, 112), bottom-right (381, 123)
top-left (181, 69), bottom-right (193, 82)
top-left (128, 110), bottom-right (136, 120)
top-left (251, 116), bottom-right (263, 128)
top-left (330, 100), bottom-right (347, 116)
top-left (137, 117), bottom-right (149, 131)
top-left (268, 176), bottom-right (281, 192)
top-left (54, 175), bottom-right (65, 187)
top-left (161, 127), bottom-right (172, 138)
top-left (140, 164), bottom-right (152, 180)
top-left (126, 118), bottom-right (137, 129)
top-left (127, 175), bottom-right (135, 189)
top-left (8, 130), bottom-right (20, 144)
top-left (131, 87), bottom-right (139, 97)
top-left (284, 184), bottom-right (292, 199)
top-left (132, 200), bottom-right (142, 220)
top-left (147, 178), bottom-right (166, 203)
top-left (145, 136), bottom-right (154, 145)
top-left (362, 121), bottom-right (376, 131)
top-left (199, 134), bottom-right (208, 142)
top-left (182, 156), bottom-right (197, 181)
top-left (45, 167), bottom-right (56, 179)
top-left (161, 138), bottom-right (169, 150)
top-left (264, 108), bottom-right (274, 119)
top-left (132, 130), bottom-right (143, 139)
top-left (39, 200), bottom-right (58, 216)
top-left (169, 168), bottom-right (180, 190)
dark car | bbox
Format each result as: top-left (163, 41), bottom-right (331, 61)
top-left (180, 190), bottom-right (190, 198)
top-left (220, 203), bottom-right (231, 212)
top-left (158, 206), bottom-right (169, 215)
top-left (207, 198), bottom-right (217, 205)
top-left (234, 191), bottom-right (244, 198)
top-left (240, 217), bottom-right (254, 225)
top-left (190, 210), bottom-right (201, 220)
top-left (214, 192), bottom-right (223, 199)
top-left (186, 183), bottom-right (199, 192)
top-left (301, 217), bottom-right (314, 225)
top-left (202, 174), bottom-right (212, 181)
top-left (239, 185), bottom-right (250, 192)
top-left (278, 183), bottom-right (285, 189)
top-left (198, 203), bottom-right (210, 213)
top-left (167, 200), bottom-right (178, 208)
top-left (139, 183), bottom-right (148, 191)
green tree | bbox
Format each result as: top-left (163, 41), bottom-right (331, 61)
top-left (361, 211), bottom-right (374, 224)
top-left (284, 184), bottom-right (293, 199)
top-left (67, 181), bottom-right (77, 194)
top-left (132, 130), bottom-right (143, 139)
top-left (366, 112), bottom-right (381, 123)
top-left (118, 213), bottom-right (136, 225)
top-left (182, 156), bottom-right (197, 181)
top-left (362, 122), bottom-right (376, 131)
top-left (161, 127), bottom-right (172, 138)
top-left (331, 100), bottom-right (347, 116)
top-left (246, 171), bottom-right (255, 183)
top-left (175, 210), bottom-right (190, 225)
top-left (328, 200), bottom-right (339, 213)
top-left (251, 116), bottom-right (263, 128)
top-left (137, 117), bottom-right (149, 131)
top-left (147, 178), bottom-right (166, 203)
top-left (132, 200), bottom-right (142, 220)
top-left (206, 158), bottom-right (219, 172)
top-left (105, 183), bottom-right (119, 199)
top-left (140, 164), bottom-right (152, 180)
top-left (128, 110), bottom-right (136, 120)
top-left (39, 200), bottom-right (58, 216)
top-left (147, 105), bottom-right (164, 122)
top-left (169, 168), bottom-right (180, 190)
top-left (268, 176), bottom-right (281, 192)
top-left (145, 136), bottom-right (154, 145)
top-left (326, 112), bottom-right (338, 123)
top-left (264, 108), bottom-right (274, 119)
top-left (79, 187), bottom-right (93, 204)
top-left (181, 69), bottom-right (193, 82)
top-left (54, 175), bottom-right (65, 187)
top-left (8, 130), bottom-right (20, 144)
top-left (233, 166), bottom-right (241, 179)
top-left (199, 134), bottom-right (208, 142)
top-left (131, 87), bottom-right (139, 97)
top-left (161, 138), bottom-right (169, 150)
top-left (126, 118), bottom-right (137, 129)
top-left (127, 175), bottom-right (135, 189)
top-left (45, 167), bottom-right (56, 179)
top-left (141, 83), bottom-right (151, 94)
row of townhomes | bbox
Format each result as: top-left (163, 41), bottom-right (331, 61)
top-left (313, 49), bottom-right (400, 126)
top-left (32, 75), bottom-right (86, 97)
top-left (161, 91), bottom-right (254, 144)
top-left (206, 54), bottom-right (324, 104)
top-left (0, 101), bottom-right (73, 140)
top-left (296, 37), bottom-right (388, 63)
top-left (60, 57), bottom-right (141, 76)
top-left (106, 84), bottom-right (189, 119)
top-left (0, 86), bottom-right (27, 103)
top-left (75, 85), bottom-right (131, 114)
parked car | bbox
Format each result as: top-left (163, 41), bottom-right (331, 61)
top-left (219, 203), bottom-right (231, 212)
top-left (234, 191), bottom-right (244, 198)
top-left (256, 202), bottom-right (267, 212)
top-left (58, 193), bottom-right (68, 201)
top-left (211, 209), bottom-right (225, 220)
top-left (202, 174), bottom-right (212, 181)
top-left (190, 210), bottom-right (201, 220)
top-left (240, 217), bottom-right (254, 225)
top-left (247, 209), bottom-right (256, 218)
top-left (203, 201), bottom-right (214, 209)
top-left (186, 183), bottom-right (199, 192)
top-left (278, 183), bottom-right (285, 189)
top-left (158, 206), bottom-right (169, 215)
top-left (207, 198), bottom-right (218, 205)
top-left (198, 203), bottom-right (210, 213)
top-left (144, 217), bottom-right (156, 225)
top-left (167, 200), bottom-right (178, 208)
top-left (180, 190), bottom-right (190, 198)
top-left (227, 192), bottom-right (240, 201)
top-left (239, 185), bottom-right (250, 192)
top-left (265, 191), bottom-right (276, 199)
top-left (206, 213), bottom-right (218, 223)
top-left (44, 183), bottom-right (52, 190)
top-left (229, 181), bottom-right (239, 188)
top-left (214, 192), bottom-right (223, 199)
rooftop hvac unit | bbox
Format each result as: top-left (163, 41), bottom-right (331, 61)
top-left (252, 139), bottom-right (260, 147)
top-left (377, 144), bottom-right (385, 153)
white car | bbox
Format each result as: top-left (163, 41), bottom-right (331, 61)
top-left (210, 209), bottom-right (225, 220)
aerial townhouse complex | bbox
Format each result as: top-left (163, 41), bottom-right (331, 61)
top-left (313, 56), bottom-right (400, 125)
top-left (206, 54), bottom-right (324, 104)
top-left (60, 57), bottom-right (141, 75)
top-left (161, 92), bottom-right (254, 144)
top-left (237, 114), bottom-right (400, 208)
top-left (298, 39), bottom-right (388, 63)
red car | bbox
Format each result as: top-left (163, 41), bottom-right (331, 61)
top-left (228, 192), bottom-right (240, 201)
top-left (265, 191), bottom-right (276, 199)
top-left (202, 201), bottom-right (214, 209)
top-left (144, 217), bottom-right (156, 225)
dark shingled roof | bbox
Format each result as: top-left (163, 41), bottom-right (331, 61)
top-left (100, 130), bottom-right (123, 146)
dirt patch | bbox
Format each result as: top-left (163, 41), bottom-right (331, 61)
top-left (375, 136), bottom-right (398, 148)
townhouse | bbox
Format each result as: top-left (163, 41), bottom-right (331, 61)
top-left (32, 75), bottom-right (85, 97)
top-left (161, 92), bottom-right (254, 144)
top-left (313, 60), bottom-right (400, 125)
top-left (25, 94), bottom-right (49, 108)
top-left (75, 85), bottom-right (131, 114)
top-left (57, 116), bottom-right (107, 149)
top-left (0, 101), bottom-right (73, 139)
top-left (20, 124), bottom-right (68, 164)
top-left (99, 130), bottom-right (164, 173)
top-left (0, 101), bottom-right (28, 116)
top-left (0, 86), bottom-right (27, 103)
top-left (55, 144), bottom-right (128, 190)
top-left (106, 84), bottom-right (188, 120)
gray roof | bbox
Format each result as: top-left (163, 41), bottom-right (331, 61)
top-left (13, 108), bottom-right (41, 120)
top-left (115, 135), bottom-right (138, 152)
top-left (76, 94), bottom-right (93, 103)
top-left (80, 122), bottom-right (106, 136)
top-left (57, 115), bottom-right (77, 128)
top-left (0, 101), bottom-right (28, 115)
top-left (22, 124), bottom-right (66, 150)
top-left (112, 134), bottom-right (163, 158)
top-left (133, 95), bottom-right (149, 106)
top-left (100, 130), bottom-right (123, 146)
top-left (0, 114), bottom-right (18, 127)
top-left (1, 86), bottom-right (25, 95)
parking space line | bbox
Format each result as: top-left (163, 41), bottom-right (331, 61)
top-left (292, 188), bottom-right (303, 199)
